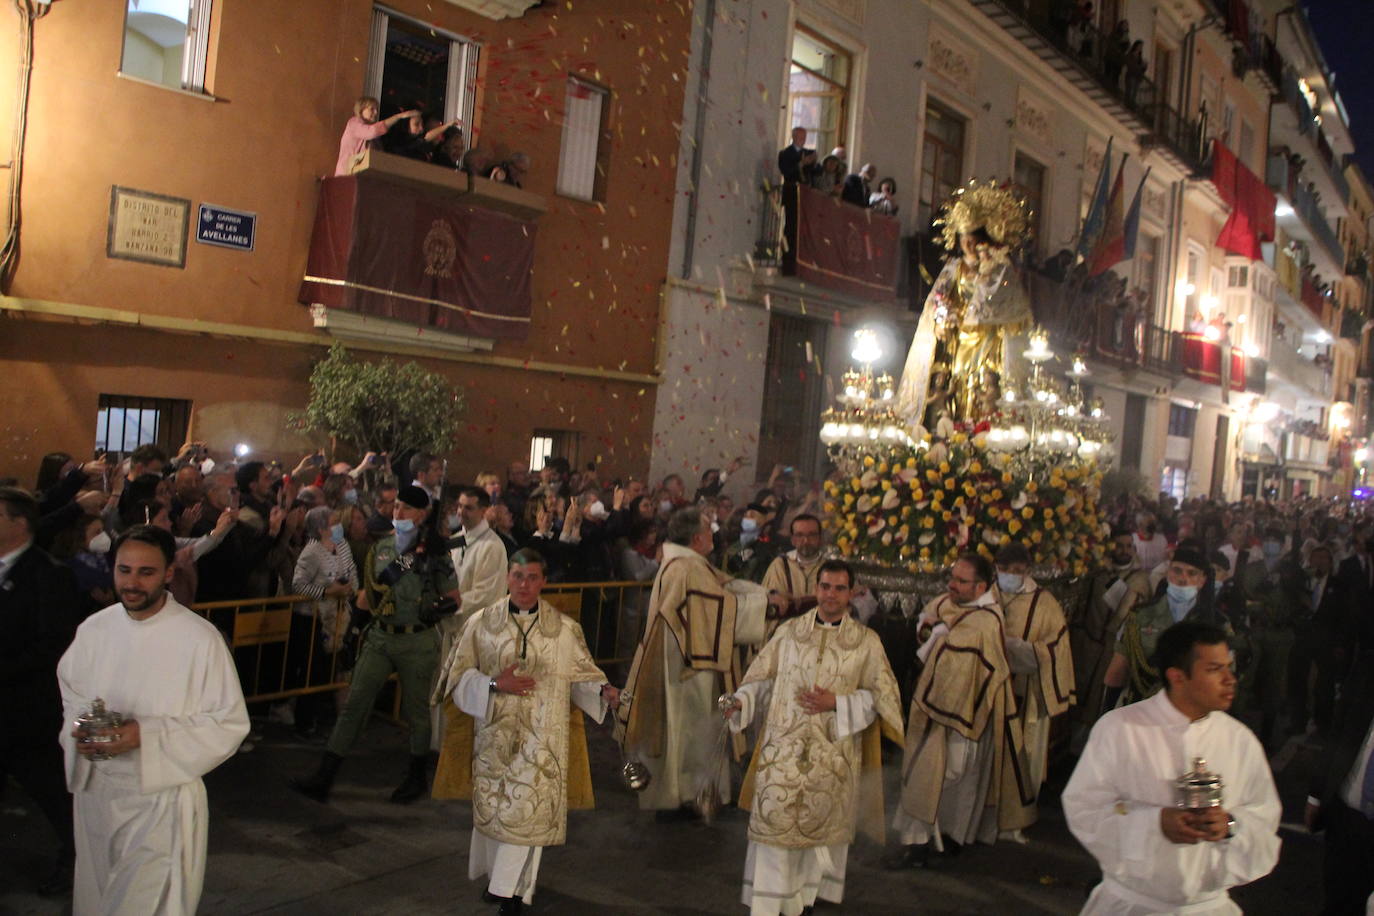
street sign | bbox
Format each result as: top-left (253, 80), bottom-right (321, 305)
top-left (196, 203), bottom-right (256, 252)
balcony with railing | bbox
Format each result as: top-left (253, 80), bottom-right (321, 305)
top-left (754, 184), bottom-right (901, 301)
top-left (1221, 0), bottom-right (1282, 91)
top-left (1341, 306), bottom-right (1365, 342)
top-left (1267, 151), bottom-right (1345, 274)
top-left (298, 149), bottom-right (545, 348)
top-left (966, 0), bottom-right (1204, 173)
top-left (1268, 334), bottom-right (1333, 399)
top-left (1275, 69), bottom-right (1351, 208)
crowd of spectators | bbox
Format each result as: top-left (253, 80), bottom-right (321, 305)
top-left (776, 127), bottom-right (899, 217)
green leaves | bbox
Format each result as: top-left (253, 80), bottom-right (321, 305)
top-left (292, 343), bottom-right (464, 457)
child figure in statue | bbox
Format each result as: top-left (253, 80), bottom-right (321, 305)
top-left (896, 182), bottom-right (1033, 430)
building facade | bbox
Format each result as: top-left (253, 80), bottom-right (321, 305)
top-left (652, 0), bottom-right (1350, 503)
top-left (0, 0), bottom-right (691, 484)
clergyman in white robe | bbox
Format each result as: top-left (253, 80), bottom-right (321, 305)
top-left (1063, 690), bottom-right (1281, 915)
top-left (57, 596), bottom-right (249, 916)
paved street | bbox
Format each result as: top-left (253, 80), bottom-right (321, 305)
top-left (1, 710), bottom-right (1325, 915)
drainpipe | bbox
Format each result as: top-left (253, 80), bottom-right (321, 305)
top-left (679, 0), bottom-right (718, 280)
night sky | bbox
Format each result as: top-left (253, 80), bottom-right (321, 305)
top-left (1302, 1), bottom-right (1374, 177)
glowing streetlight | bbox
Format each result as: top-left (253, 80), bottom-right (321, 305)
top-left (851, 328), bottom-right (883, 365)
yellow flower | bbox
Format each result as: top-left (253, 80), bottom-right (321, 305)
top-left (836, 536), bottom-right (850, 551)
top-left (863, 456), bottom-right (875, 468)
top-left (1026, 481), bottom-right (1038, 493)
top-left (922, 517), bottom-right (935, 529)
top-left (888, 515), bottom-right (899, 526)
top-left (823, 502), bottom-right (836, 514)
top-left (881, 479), bottom-right (892, 491)
top-left (877, 461), bottom-right (889, 474)
top-left (1046, 520), bottom-right (1055, 530)
top-left (1022, 507), bottom-right (1034, 519)
top-left (944, 478), bottom-right (955, 490)
top-left (850, 477), bottom-right (862, 490)
top-left (991, 489), bottom-right (1003, 501)
top-left (1000, 534), bottom-right (1010, 545)
top-left (976, 543), bottom-right (991, 557)
top-left (952, 432), bottom-right (968, 444)
top-left (954, 496), bottom-right (965, 508)
top-left (939, 461), bottom-right (951, 474)
top-left (1009, 519), bottom-right (1022, 534)
top-left (941, 511), bottom-right (953, 521)
top-left (900, 545), bottom-right (913, 558)
top-left (824, 480), bottom-right (839, 496)
top-left (912, 487), bottom-right (924, 500)
top-left (920, 547), bottom-right (931, 558)
top-left (1031, 531), bottom-right (1043, 544)
top-left (905, 457), bottom-right (917, 469)
top-left (969, 460), bottom-right (982, 473)
top-left (1044, 508), bottom-right (1054, 519)
top-left (926, 469), bottom-right (939, 482)
top-left (842, 494), bottom-right (854, 507)
top-left (1065, 468), bottom-right (1079, 480)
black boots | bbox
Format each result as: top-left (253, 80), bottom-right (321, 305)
top-left (289, 751), bottom-right (342, 803)
top-left (389, 754), bottom-right (429, 804)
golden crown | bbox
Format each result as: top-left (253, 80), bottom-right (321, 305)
top-left (935, 180), bottom-right (1033, 252)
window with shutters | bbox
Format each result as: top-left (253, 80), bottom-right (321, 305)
top-left (787, 27), bottom-right (852, 160)
top-left (120, 0), bottom-right (214, 94)
top-left (364, 6), bottom-right (480, 132)
top-left (919, 101), bottom-right (967, 230)
top-left (556, 76), bottom-right (610, 202)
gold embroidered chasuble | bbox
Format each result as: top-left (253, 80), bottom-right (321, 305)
top-left (899, 593), bottom-right (1034, 832)
top-left (736, 611), bottom-right (903, 849)
top-left (431, 599), bottom-right (606, 846)
top-left (760, 552), bottom-right (823, 639)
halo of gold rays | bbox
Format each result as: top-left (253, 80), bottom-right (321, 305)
top-left (935, 180), bottom-right (1033, 253)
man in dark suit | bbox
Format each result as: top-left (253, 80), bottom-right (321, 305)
top-left (777, 126), bottom-right (817, 275)
top-left (776, 126), bottom-right (816, 184)
top-left (1308, 602), bottom-right (1374, 914)
top-left (842, 162), bottom-right (876, 207)
top-left (1291, 544), bottom-right (1351, 736)
top-left (1338, 531), bottom-right (1373, 602)
top-left (0, 486), bottom-right (82, 895)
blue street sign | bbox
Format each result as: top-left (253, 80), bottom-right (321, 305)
top-left (196, 203), bottom-right (256, 252)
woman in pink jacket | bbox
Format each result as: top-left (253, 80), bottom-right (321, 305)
top-left (334, 96), bottom-right (419, 176)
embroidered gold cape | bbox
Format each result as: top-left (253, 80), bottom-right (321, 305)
top-left (430, 599), bottom-right (605, 846)
top-left (898, 594), bottom-right (1033, 832)
top-left (1072, 566), bottom-right (1151, 725)
top-left (735, 611), bottom-right (903, 849)
top-left (999, 583), bottom-right (1076, 719)
top-left (760, 552), bottom-right (823, 639)
top-left (615, 546), bottom-right (766, 761)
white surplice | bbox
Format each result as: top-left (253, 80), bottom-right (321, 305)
top-left (57, 598), bottom-right (249, 916)
top-left (1062, 690), bottom-right (1281, 915)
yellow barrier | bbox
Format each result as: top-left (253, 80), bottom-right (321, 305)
top-left (192, 580), bottom-right (653, 704)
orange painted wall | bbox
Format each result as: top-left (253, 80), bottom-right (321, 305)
top-left (0, 0), bottom-right (691, 484)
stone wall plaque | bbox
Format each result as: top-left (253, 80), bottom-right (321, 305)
top-left (107, 186), bottom-right (189, 268)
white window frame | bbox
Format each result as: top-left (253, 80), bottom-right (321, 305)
top-left (119, 0), bottom-right (214, 94)
top-left (556, 76), bottom-right (609, 202)
top-left (366, 6), bottom-right (481, 128)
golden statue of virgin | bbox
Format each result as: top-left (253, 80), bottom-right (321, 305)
top-left (895, 181), bottom-right (1033, 429)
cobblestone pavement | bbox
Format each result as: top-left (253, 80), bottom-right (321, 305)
top-left (0, 711), bottom-right (1324, 915)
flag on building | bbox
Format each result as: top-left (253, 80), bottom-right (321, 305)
top-left (1086, 154), bottom-right (1127, 276)
top-left (1076, 136), bottom-right (1114, 260)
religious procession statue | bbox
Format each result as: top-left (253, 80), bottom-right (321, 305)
top-left (895, 181), bottom-right (1033, 429)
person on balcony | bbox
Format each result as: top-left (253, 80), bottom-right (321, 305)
top-left (777, 126), bottom-right (817, 185)
top-left (810, 154), bottom-right (844, 196)
top-left (841, 163), bottom-right (875, 208)
top-left (1102, 20), bottom-right (1130, 90)
top-left (387, 111), bottom-right (463, 164)
top-left (895, 181), bottom-right (1033, 428)
top-left (1124, 40), bottom-right (1147, 107)
top-left (868, 177), bottom-right (900, 216)
top-left (334, 96), bottom-right (420, 177)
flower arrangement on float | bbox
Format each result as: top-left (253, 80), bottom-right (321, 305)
top-left (820, 329), bottom-right (1113, 575)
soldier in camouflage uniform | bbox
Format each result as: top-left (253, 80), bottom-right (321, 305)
top-left (291, 485), bottom-right (460, 804)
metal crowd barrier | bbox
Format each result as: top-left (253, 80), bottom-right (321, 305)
top-left (192, 581), bottom-right (654, 704)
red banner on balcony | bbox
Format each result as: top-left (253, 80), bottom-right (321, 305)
top-left (1230, 350), bottom-right (1246, 392)
top-left (1181, 332), bottom-right (1222, 384)
top-left (1211, 140), bottom-right (1276, 261)
top-left (793, 185), bottom-right (900, 300)
top-left (299, 175), bottom-right (535, 339)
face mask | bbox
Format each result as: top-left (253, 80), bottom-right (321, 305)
top-left (330, 523), bottom-right (345, 543)
top-left (1262, 541), bottom-right (1282, 559)
top-left (588, 500), bottom-right (608, 520)
top-left (393, 518), bottom-right (415, 534)
top-left (740, 517), bottom-right (759, 533)
top-left (447, 512), bottom-right (462, 532)
top-left (87, 531), bottom-right (112, 554)
top-left (710, 521), bottom-right (720, 534)
top-left (342, 489), bottom-right (358, 505)
top-left (1166, 582), bottom-right (1199, 604)
top-left (659, 500), bottom-right (674, 514)
top-left (997, 571), bottom-right (1023, 594)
